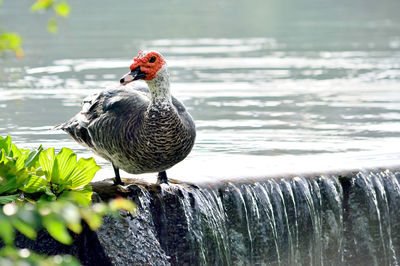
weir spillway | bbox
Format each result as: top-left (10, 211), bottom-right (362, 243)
top-left (93, 168), bottom-right (400, 266)
top-left (12, 168), bottom-right (400, 265)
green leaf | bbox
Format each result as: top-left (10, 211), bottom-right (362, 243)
top-left (12, 218), bottom-right (37, 240)
top-left (0, 33), bottom-right (23, 53)
top-left (48, 254), bottom-right (81, 265)
top-left (21, 175), bottom-right (47, 194)
top-left (42, 214), bottom-right (72, 245)
top-left (16, 206), bottom-right (39, 227)
top-left (47, 18), bottom-right (58, 34)
top-left (43, 187), bottom-right (56, 199)
top-left (54, 1), bottom-right (70, 17)
top-left (0, 218), bottom-right (14, 245)
top-left (0, 246), bottom-right (81, 265)
top-left (0, 136), bottom-right (12, 157)
top-left (60, 203), bottom-right (82, 234)
top-left (80, 210), bottom-right (102, 231)
top-left (10, 143), bottom-right (23, 159)
top-left (30, 0), bottom-right (54, 12)
top-left (0, 164), bottom-right (18, 194)
top-left (0, 161), bottom-right (30, 195)
top-left (39, 148), bottom-right (55, 182)
top-left (67, 158), bottom-right (100, 189)
top-left (109, 198), bottom-right (137, 214)
top-left (79, 184), bottom-right (93, 203)
top-left (59, 185), bottom-right (92, 205)
top-left (0, 194), bottom-right (19, 204)
top-left (91, 203), bottom-right (108, 215)
top-left (0, 150), bottom-right (5, 163)
top-left (25, 145), bottom-right (43, 169)
top-left (15, 156), bottom-right (26, 171)
top-left (52, 148), bottom-right (77, 184)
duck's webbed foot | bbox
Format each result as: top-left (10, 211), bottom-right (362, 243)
top-left (157, 171), bottom-right (168, 184)
top-left (112, 164), bottom-right (125, 185)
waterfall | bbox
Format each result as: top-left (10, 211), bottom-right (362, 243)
top-left (146, 176), bottom-right (344, 265)
top-left (94, 169), bottom-right (400, 265)
top-left (17, 169), bottom-right (398, 265)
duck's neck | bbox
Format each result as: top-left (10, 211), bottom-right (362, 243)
top-left (146, 66), bottom-right (172, 110)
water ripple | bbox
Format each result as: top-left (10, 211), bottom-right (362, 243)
top-left (1, 36), bottom-right (400, 179)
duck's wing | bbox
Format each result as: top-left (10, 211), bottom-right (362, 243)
top-left (171, 97), bottom-right (196, 136)
top-left (57, 87), bottom-right (149, 151)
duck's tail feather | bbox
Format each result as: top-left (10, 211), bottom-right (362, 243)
top-left (54, 118), bottom-right (94, 149)
top-left (53, 123), bottom-right (65, 130)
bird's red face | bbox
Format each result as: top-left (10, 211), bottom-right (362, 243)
top-left (120, 51), bottom-right (166, 85)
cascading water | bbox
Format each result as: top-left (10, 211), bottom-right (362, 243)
top-left (12, 169), bottom-right (400, 265)
top-left (146, 177), bottom-right (343, 265)
top-left (94, 169), bottom-right (400, 266)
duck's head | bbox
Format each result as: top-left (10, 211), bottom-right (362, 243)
top-left (120, 50), bottom-right (166, 85)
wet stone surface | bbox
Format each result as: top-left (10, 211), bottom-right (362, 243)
top-left (10, 168), bottom-right (400, 266)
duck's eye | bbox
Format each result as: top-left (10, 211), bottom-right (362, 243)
top-left (149, 56), bottom-right (156, 63)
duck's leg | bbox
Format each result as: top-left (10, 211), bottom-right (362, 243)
top-left (157, 171), bottom-right (168, 184)
top-left (112, 164), bottom-right (124, 185)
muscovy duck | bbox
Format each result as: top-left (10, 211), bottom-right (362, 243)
top-left (57, 51), bottom-right (196, 185)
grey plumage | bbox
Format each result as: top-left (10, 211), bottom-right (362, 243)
top-left (58, 86), bottom-right (195, 175)
top-left (57, 51), bottom-right (196, 184)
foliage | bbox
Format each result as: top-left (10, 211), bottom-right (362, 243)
top-left (0, 31), bottom-right (23, 58)
top-left (0, 0), bottom-right (23, 57)
top-left (0, 136), bottom-right (136, 265)
top-left (0, 198), bottom-right (136, 246)
top-left (0, 0), bottom-right (70, 56)
top-left (0, 135), bottom-right (44, 202)
top-left (31, 0), bottom-right (71, 34)
top-left (0, 246), bottom-right (80, 266)
top-left (0, 198), bottom-right (135, 265)
top-left (0, 135), bottom-right (100, 205)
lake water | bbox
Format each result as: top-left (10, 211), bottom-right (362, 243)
top-left (1, 0), bottom-right (400, 183)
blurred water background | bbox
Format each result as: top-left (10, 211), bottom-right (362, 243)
top-left (0, 0), bottom-right (400, 183)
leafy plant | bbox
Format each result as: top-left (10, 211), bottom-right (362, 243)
top-left (0, 31), bottom-right (23, 58)
top-left (0, 198), bottom-right (135, 246)
top-left (0, 0), bottom-right (70, 56)
top-left (0, 246), bottom-right (80, 266)
top-left (0, 136), bottom-right (137, 265)
top-left (30, 0), bottom-right (71, 34)
top-left (0, 136), bottom-right (100, 205)
top-left (0, 198), bottom-right (135, 265)
top-left (38, 147), bottom-right (100, 204)
top-left (0, 136), bottom-right (43, 203)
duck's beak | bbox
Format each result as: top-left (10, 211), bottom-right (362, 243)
top-left (120, 67), bottom-right (146, 85)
